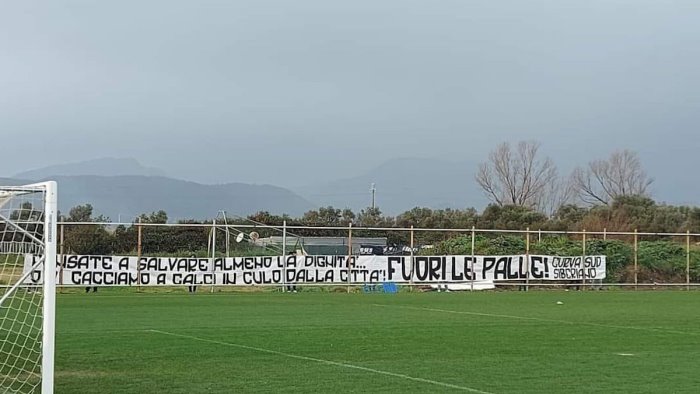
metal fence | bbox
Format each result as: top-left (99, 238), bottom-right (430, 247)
top-left (53, 221), bottom-right (700, 290)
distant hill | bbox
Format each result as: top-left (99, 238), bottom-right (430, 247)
top-left (295, 158), bottom-right (488, 215)
top-left (4, 157), bottom-right (491, 220)
top-left (0, 177), bottom-right (29, 186)
top-left (2, 175), bottom-right (315, 221)
top-left (13, 158), bottom-right (167, 179)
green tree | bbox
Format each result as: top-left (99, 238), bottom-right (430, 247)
top-left (548, 204), bottom-right (588, 230)
top-left (247, 211), bottom-right (287, 226)
top-left (112, 224), bottom-right (136, 254)
top-left (135, 210), bottom-right (169, 253)
top-left (396, 207), bottom-right (478, 245)
top-left (63, 204), bottom-right (113, 255)
top-left (356, 207), bottom-right (385, 227)
top-left (138, 210), bottom-right (168, 224)
top-left (579, 195), bottom-right (655, 232)
top-left (302, 206), bottom-right (344, 226)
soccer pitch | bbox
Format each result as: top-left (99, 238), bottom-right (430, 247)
top-left (56, 290), bottom-right (700, 393)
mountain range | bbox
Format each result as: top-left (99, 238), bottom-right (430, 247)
top-left (13, 158), bottom-right (167, 179)
top-left (3, 157), bottom-right (486, 221)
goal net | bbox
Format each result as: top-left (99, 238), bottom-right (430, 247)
top-left (0, 182), bottom-right (57, 393)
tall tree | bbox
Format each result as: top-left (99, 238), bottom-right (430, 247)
top-left (138, 210), bottom-right (168, 224)
top-left (62, 204), bottom-right (113, 254)
top-left (357, 207), bottom-right (384, 227)
top-left (302, 206), bottom-right (343, 226)
top-left (340, 208), bottom-right (356, 226)
top-left (571, 150), bottom-right (653, 205)
top-left (64, 204), bottom-right (107, 223)
top-left (475, 141), bottom-right (558, 210)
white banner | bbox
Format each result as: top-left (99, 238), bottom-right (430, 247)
top-left (23, 254), bottom-right (606, 286)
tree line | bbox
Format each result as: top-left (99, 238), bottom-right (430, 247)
top-left (51, 197), bottom-right (700, 283)
top-left (57, 193), bottom-right (700, 249)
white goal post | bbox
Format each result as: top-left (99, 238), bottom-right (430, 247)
top-left (0, 182), bottom-right (57, 394)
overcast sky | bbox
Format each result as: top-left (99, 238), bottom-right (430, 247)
top-left (2, 0), bottom-right (699, 195)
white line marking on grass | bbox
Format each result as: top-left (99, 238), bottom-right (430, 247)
top-left (372, 304), bottom-right (699, 336)
top-left (615, 353), bottom-right (635, 356)
top-left (147, 329), bottom-right (493, 394)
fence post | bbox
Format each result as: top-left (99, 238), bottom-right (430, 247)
top-left (347, 223), bottom-right (353, 293)
top-left (634, 229), bottom-right (638, 290)
top-left (603, 228), bottom-right (607, 241)
top-left (59, 224), bottom-right (64, 292)
top-left (582, 229), bottom-right (587, 291)
top-left (471, 226), bottom-right (476, 292)
top-left (282, 220), bottom-right (287, 293)
top-left (137, 218), bottom-right (142, 292)
top-left (409, 225), bottom-right (415, 292)
top-left (687, 230), bottom-right (691, 291)
top-left (225, 222), bottom-right (230, 258)
top-left (211, 219), bottom-right (216, 293)
top-left (525, 228), bottom-right (530, 292)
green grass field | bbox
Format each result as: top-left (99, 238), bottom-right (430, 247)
top-left (55, 290), bottom-right (700, 393)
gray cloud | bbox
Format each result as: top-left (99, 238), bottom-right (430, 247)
top-left (1, 0), bottom-right (699, 204)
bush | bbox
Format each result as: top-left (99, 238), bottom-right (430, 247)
top-left (431, 235), bottom-right (475, 255)
top-left (531, 236), bottom-right (581, 256)
top-left (637, 241), bottom-right (686, 281)
top-left (585, 239), bottom-right (633, 280)
top-left (478, 235), bottom-right (526, 255)
top-left (433, 234), bottom-right (529, 255)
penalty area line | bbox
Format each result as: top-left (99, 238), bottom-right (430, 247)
top-left (147, 329), bottom-right (493, 394)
